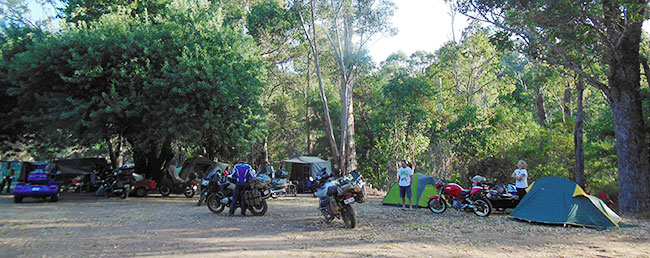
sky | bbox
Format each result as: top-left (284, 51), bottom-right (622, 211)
top-left (367, 0), bottom-right (470, 64)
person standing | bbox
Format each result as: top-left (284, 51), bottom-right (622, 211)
top-left (229, 159), bottom-right (254, 216)
top-left (397, 160), bottom-right (414, 210)
top-left (1, 163), bottom-right (15, 194)
top-left (511, 160), bottom-right (528, 200)
top-left (0, 163), bottom-right (7, 194)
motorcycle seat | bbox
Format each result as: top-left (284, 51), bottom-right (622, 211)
top-left (460, 190), bottom-right (471, 196)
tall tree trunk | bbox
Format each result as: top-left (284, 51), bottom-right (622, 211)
top-left (298, 1), bottom-right (339, 161)
top-left (106, 135), bottom-right (123, 168)
top-left (607, 20), bottom-right (650, 213)
top-left (534, 87), bottom-right (547, 125)
top-left (132, 138), bottom-right (173, 182)
top-left (263, 136), bottom-right (269, 165)
top-left (305, 52), bottom-right (312, 155)
top-left (574, 77), bottom-right (585, 189)
top-left (563, 82), bottom-right (572, 121)
top-left (345, 88), bottom-right (357, 172)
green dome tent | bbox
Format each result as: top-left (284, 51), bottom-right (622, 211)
top-left (382, 173), bottom-right (438, 208)
top-left (509, 177), bottom-right (621, 228)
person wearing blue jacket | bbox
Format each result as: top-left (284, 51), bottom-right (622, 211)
top-left (229, 159), bottom-right (255, 216)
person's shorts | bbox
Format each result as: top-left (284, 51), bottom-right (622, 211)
top-left (516, 187), bottom-right (527, 199)
top-left (399, 185), bottom-right (412, 199)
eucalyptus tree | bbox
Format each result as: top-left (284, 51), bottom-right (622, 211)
top-left (453, 0), bottom-right (650, 213)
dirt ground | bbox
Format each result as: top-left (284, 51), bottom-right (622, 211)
top-left (0, 193), bottom-right (649, 258)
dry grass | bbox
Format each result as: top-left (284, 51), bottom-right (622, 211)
top-left (0, 193), bottom-right (648, 257)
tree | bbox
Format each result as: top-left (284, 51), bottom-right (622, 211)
top-left (295, 0), bottom-right (396, 172)
top-left (62, 0), bottom-right (171, 23)
top-left (454, 0), bottom-right (650, 213)
top-left (6, 0), bottom-right (265, 179)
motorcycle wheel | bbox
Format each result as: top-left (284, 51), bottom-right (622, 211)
top-left (158, 185), bottom-right (171, 197)
top-left (135, 187), bottom-right (148, 197)
top-left (472, 197), bottom-right (492, 217)
top-left (249, 199), bottom-right (268, 216)
top-left (342, 205), bottom-right (356, 229)
top-left (104, 187), bottom-right (111, 198)
top-left (207, 194), bottom-right (225, 214)
top-left (184, 186), bottom-right (196, 198)
top-left (120, 190), bottom-right (128, 199)
top-left (428, 198), bottom-right (447, 214)
top-left (197, 191), bottom-right (207, 206)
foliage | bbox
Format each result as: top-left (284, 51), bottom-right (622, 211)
top-left (4, 0), bottom-right (265, 177)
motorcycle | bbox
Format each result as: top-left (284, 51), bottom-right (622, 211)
top-left (197, 169), bottom-right (224, 206)
top-left (158, 171), bottom-right (199, 198)
top-left (206, 174), bottom-right (270, 216)
top-left (266, 169), bottom-right (297, 198)
top-left (471, 175), bottom-right (520, 211)
top-left (427, 179), bottom-right (492, 217)
top-left (103, 169), bottom-right (136, 199)
top-left (310, 171), bottom-right (366, 228)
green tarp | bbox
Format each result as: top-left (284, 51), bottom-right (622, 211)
top-left (382, 173), bottom-right (438, 208)
top-left (509, 177), bottom-right (621, 228)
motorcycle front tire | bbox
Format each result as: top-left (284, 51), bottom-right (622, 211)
top-left (249, 199), bottom-right (268, 216)
top-left (342, 205), bottom-right (356, 229)
top-left (197, 191), bottom-right (207, 206)
top-left (207, 194), bottom-right (225, 214)
top-left (158, 184), bottom-right (171, 197)
top-left (428, 198), bottom-right (447, 214)
top-left (184, 186), bottom-right (196, 198)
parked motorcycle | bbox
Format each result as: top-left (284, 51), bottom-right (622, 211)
top-left (103, 168), bottom-right (136, 199)
top-left (310, 170), bottom-right (366, 228)
top-left (206, 174), bottom-right (270, 216)
top-left (197, 169), bottom-right (224, 206)
top-left (158, 172), bottom-right (199, 198)
top-left (427, 179), bottom-right (492, 217)
top-left (471, 175), bottom-right (520, 211)
top-left (266, 169), bottom-right (297, 198)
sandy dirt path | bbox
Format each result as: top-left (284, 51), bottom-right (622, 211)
top-left (0, 193), bottom-right (649, 257)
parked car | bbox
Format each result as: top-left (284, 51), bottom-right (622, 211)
top-left (13, 162), bottom-right (60, 203)
top-left (133, 178), bottom-right (157, 197)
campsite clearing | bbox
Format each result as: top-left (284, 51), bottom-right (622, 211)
top-left (0, 194), bottom-right (648, 257)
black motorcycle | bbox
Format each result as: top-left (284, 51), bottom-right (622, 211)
top-left (471, 175), bottom-right (520, 211)
top-left (206, 174), bottom-right (270, 216)
top-left (103, 169), bottom-right (136, 199)
top-left (310, 171), bottom-right (366, 228)
top-left (264, 169), bottom-right (296, 198)
top-left (158, 172), bottom-right (199, 198)
top-left (197, 170), bottom-right (223, 206)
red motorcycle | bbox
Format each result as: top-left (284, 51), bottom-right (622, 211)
top-left (428, 180), bottom-right (492, 217)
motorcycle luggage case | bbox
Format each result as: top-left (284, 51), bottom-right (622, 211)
top-left (355, 186), bottom-right (367, 203)
top-left (337, 182), bottom-right (354, 196)
top-left (245, 190), bottom-right (262, 206)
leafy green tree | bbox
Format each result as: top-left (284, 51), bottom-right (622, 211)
top-left (6, 0), bottom-right (265, 179)
top-left (454, 0), bottom-right (650, 213)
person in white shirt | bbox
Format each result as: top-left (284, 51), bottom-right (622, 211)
top-left (397, 160), bottom-right (414, 209)
top-left (511, 160), bottom-right (528, 199)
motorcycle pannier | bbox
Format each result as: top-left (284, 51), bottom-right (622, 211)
top-left (337, 182), bottom-right (354, 196)
top-left (245, 190), bottom-right (262, 206)
top-left (356, 186), bottom-right (367, 203)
